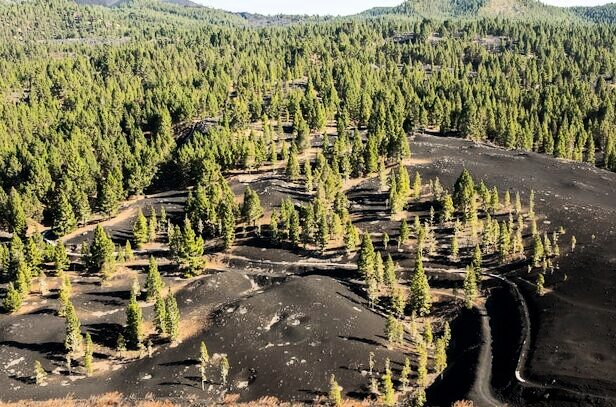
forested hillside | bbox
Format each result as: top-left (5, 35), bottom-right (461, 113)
top-left (571, 3), bottom-right (616, 23)
top-left (0, 0), bottom-right (614, 238)
top-left (0, 1), bottom-right (615, 406)
top-left (363, 0), bottom-right (569, 20)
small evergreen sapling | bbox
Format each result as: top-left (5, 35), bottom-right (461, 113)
top-left (34, 360), bottom-right (47, 385)
top-left (329, 374), bottom-right (342, 407)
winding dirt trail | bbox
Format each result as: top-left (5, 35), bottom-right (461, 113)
top-left (473, 302), bottom-right (502, 407)
top-left (495, 274), bottom-right (616, 402)
top-left (60, 190), bottom-right (183, 244)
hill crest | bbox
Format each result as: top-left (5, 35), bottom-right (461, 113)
top-left (361, 0), bottom-right (615, 22)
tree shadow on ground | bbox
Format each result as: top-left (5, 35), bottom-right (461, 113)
top-left (85, 322), bottom-right (124, 348)
top-left (27, 308), bottom-right (57, 316)
top-left (160, 359), bottom-right (199, 367)
top-left (85, 290), bottom-right (131, 301)
top-left (9, 373), bottom-right (35, 385)
top-left (0, 340), bottom-right (66, 363)
top-left (338, 336), bottom-right (383, 348)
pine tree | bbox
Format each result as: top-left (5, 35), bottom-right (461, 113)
top-left (382, 232), bottom-right (390, 250)
top-left (116, 334), bottom-right (126, 357)
top-left (585, 134), bottom-right (596, 164)
top-left (125, 292), bottom-right (143, 350)
top-left (14, 260), bottom-right (30, 296)
top-left (413, 171), bottom-right (422, 201)
top-left (86, 225), bottom-right (115, 276)
top-left (504, 190), bottom-right (511, 211)
top-left (451, 233), bottom-right (459, 261)
top-left (400, 357), bottom-right (411, 392)
top-left (7, 234), bottom-right (25, 280)
top-left (397, 165), bottom-right (411, 197)
top-left (532, 235), bottom-right (545, 267)
top-left (399, 219), bottom-right (410, 248)
top-left (343, 220), bottom-right (359, 253)
top-left (269, 142), bottom-right (278, 166)
top-left (418, 315), bottom-right (430, 344)
top-left (443, 321), bottom-right (452, 346)
top-left (154, 293), bottom-right (167, 335)
top-left (498, 222), bottom-right (511, 263)
top-left (220, 355), bottom-right (230, 386)
top-left (51, 190), bottom-right (77, 236)
top-left (124, 240), bottom-right (134, 261)
top-left (389, 173), bottom-right (401, 214)
top-left (200, 341), bottom-right (209, 390)
top-left (453, 169), bottom-right (475, 218)
top-left (464, 265), bottom-right (478, 309)
top-left (84, 332), bottom-right (93, 376)
top-left (490, 186), bottom-right (500, 213)
top-left (316, 213), bottom-right (329, 252)
top-left (289, 209), bottom-right (300, 245)
top-left (367, 277), bottom-right (378, 309)
top-left (165, 290), bottom-right (180, 341)
top-left (64, 301), bottom-right (82, 356)
top-left (417, 342), bottom-right (428, 387)
top-left (370, 377), bottom-right (379, 396)
top-left (365, 135), bottom-right (379, 174)
top-left (270, 213), bottom-right (279, 241)
top-left (386, 314), bottom-right (399, 345)
top-left (368, 351), bottom-right (375, 376)
top-left (384, 254), bottom-right (396, 288)
top-left (381, 371), bottom-right (395, 407)
top-left (391, 286), bottom-right (406, 317)
top-left (358, 233), bottom-right (375, 279)
top-left (411, 388), bottom-right (427, 407)
top-left (177, 218), bottom-right (206, 276)
top-left (133, 210), bottom-right (149, 248)
top-left (97, 173), bottom-right (122, 217)
top-left (529, 189), bottom-right (535, 216)
top-left (145, 257), bottom-right (164, 301)
top-left (2, 282), bottom-right (22, 313)
top-left (409, 255), bottom-right (431, 316)
top-left (221, 201), bottom-right (236, 250)
top-left (241, 187), bottom-right (264, 226)
top-left (471, 245), bottom-right (482, 275)
top-left (7, 188), bottom-right (27, 237)
top-left (286, 148), bottom-right (301, 181)
top-left (159, 207), bottom-right (167, 232)
top-left (434, 337), bottom-right (447, 375)
top-left (329, 374), bottom-right (342, 407)
top-left (514, 191), bottom-right (522, 214)
top-left (330, 212), bottom-right (343, 240)
top-left (543, 233), bottom-right (553, 258)
top-left (537, 273), bottom-right (545, 295)
top-left (440, 193), bottom-right (455, 223)
top-left (54, 241), bottom-right (70, 274)
top-left (34, 361), bottom-right (47, 385)
top-left (374, 252), bottom-right (384, 284)
top-left (58, 273), bottom-right (72, 316)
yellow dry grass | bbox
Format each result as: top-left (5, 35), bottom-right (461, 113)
top-left (0, 393), bottom-right (374, 407)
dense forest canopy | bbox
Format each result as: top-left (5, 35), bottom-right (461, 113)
top-left (0, 0), bottom-right (614, 237)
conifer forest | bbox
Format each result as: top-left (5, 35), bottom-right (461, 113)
top-left (0, 0), bottom-right (615, 406)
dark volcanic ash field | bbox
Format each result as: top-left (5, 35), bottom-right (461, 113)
top-left (0, 134), bottom-right (615, 406)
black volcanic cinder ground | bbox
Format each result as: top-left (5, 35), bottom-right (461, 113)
top-left (0, 134), bottom-right (615, 406)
